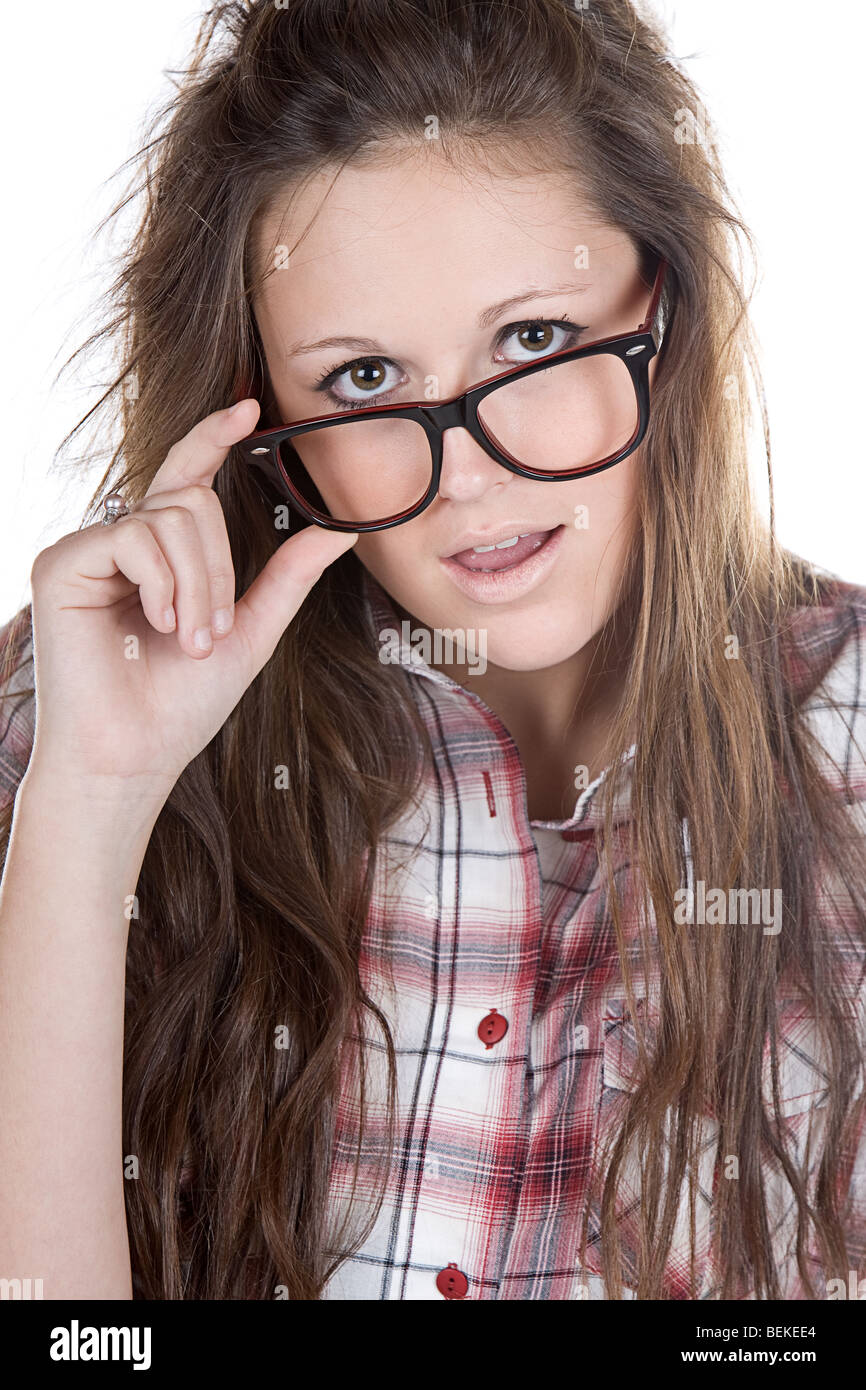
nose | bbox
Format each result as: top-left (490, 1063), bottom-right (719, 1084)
top-left (436, 424), bottom-right (515, 504)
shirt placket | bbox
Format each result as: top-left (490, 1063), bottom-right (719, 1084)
top-left (381, 678), bottom-right (549, 1299)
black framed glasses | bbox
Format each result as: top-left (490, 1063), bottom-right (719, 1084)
top-left (238, 256), bottom-right (668, 532)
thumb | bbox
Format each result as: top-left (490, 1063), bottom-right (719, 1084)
top-left (232, 525), bottom-right (360, 671)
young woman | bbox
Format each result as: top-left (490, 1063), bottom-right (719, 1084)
top-left (0, 0), bottom-right (863, 1302)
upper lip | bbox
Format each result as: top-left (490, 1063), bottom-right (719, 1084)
top-left (439, 523), bottom-right (559, 559)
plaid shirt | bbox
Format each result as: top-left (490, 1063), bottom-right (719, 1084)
top-left (1, 568), bottom-right (865, 1300)
top-left (319, 567), bottom-right (866, 1300)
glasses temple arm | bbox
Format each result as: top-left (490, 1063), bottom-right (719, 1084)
top-left (637, 257), bottom-right (668, 347)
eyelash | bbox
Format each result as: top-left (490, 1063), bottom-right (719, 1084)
top-left (313, 314), bottom-right (588, 411)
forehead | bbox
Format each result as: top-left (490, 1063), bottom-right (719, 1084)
top-left (251, 146), bottom-right (635, 326)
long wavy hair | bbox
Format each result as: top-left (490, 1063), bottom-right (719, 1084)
top-left (1, 0), bottom-right (865, 1299)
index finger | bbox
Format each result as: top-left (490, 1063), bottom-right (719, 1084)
top-left (143, 398), bottom-right (261, 500)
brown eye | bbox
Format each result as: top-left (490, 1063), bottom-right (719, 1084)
top-left (494, 319), bottom-right (585, 367)
top-left (517, 324), bottom-right (555, 352)
top-left (349, 360), bottom-right (387, 391)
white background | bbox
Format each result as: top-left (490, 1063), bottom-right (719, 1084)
top-left (1, 0), bottom-right (863, 623)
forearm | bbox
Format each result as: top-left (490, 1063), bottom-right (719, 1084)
top-left (0, 767), bottom-right (163, 1299)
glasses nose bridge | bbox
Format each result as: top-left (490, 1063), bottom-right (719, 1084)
top-left (422, 391), bottom-right (507, 479)
top-left (421, 392), bottom-right (473, 438)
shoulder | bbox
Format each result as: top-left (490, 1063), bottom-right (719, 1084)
top-left (778, 566), bottom-right (866, 800)
top-left (0, 606), bottom-right (36, 812)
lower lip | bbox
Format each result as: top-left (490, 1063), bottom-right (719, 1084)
top-left (439, 525), bottom-right (566, 604)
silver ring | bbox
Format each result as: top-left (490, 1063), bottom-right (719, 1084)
top-left (101, 491), bottom-right (130, 525)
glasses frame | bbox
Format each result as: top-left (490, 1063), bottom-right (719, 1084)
top-left (238, 256), bottom-right (668, 533)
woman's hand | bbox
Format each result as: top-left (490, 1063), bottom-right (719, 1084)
top-left (26, 399), bottom-right (358, 803)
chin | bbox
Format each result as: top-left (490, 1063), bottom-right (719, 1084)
top-left (479, 629), bottom-right (594, 673)
top-left (423, 597), bottom-right (596, 674)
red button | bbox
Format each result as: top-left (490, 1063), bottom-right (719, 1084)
top-left (435, 1263), bottom-right (469, 1299)
top-left (478, 1008), bottom-right (508, 1049)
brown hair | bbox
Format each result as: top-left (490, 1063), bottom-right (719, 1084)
top-left (1, 0), bottom-right (864, 1299)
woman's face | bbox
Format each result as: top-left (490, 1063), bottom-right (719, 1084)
top-left (252, 147), bottom-right (656, 673)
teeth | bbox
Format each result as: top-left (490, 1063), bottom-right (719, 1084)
top-left (471, 532), bottom-right (531, 554)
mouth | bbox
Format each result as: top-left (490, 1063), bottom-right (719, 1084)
top-left (439, 524), bottom-right (566, 605)
top-left (443, 528), bottom-right (556, 571)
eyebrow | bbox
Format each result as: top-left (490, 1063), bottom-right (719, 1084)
top-left (284, 282), bottom-right (592, 358)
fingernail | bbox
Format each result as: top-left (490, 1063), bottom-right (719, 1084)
top-left (212, 607), bottom-right (233, 635)
top-left (227, 399), bottom-right (246, 416)
top-left (193, 626), bottom-right (213, 651)
top-left (163, 606), bottom-right (176, 630)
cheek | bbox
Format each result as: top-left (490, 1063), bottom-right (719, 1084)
top-left (352, 531), bottom-right (420, 593)
top-left (566, 455), bottom-right (640, 564)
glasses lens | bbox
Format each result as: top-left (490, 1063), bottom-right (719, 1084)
top-left (278, 416), bottom-right (432, 526)
top-left (477, 351), bottom-right (639, 472)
